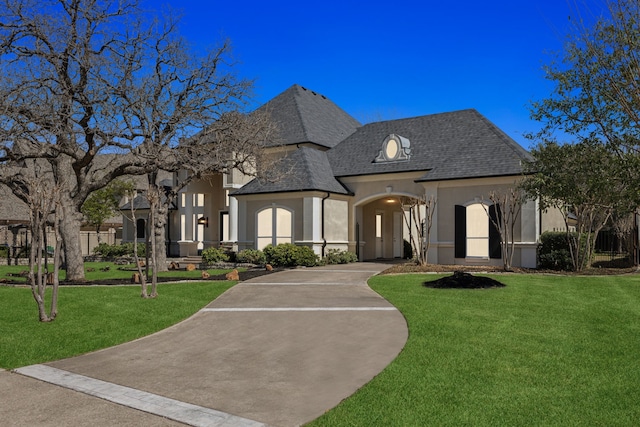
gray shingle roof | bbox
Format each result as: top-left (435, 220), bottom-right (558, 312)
top-left (327, 109), bottom-right (531, 180)
top-left (257, 84), bottom-right (361, 149)
top-left (231, 146), bottom-right (351, 196)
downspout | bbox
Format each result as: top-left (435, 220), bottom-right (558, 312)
top-left (321, 192), bottom-right (330, 258)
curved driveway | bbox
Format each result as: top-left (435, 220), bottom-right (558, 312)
top-left (12, 263), bottom-right (408, 427)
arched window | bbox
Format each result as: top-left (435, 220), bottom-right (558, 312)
top-left (136, 218), bottom-right (146, 239)
top-left (257, 206), bottom-right (292, 249)
top-left (455, 203), bottom-right (501, 259)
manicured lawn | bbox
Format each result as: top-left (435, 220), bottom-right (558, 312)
top-left (309, 273), bottom-right (640, 426)
top-left (0, 281), bottom-right (234, 370)
top-left (0, 262), bottom-right (238, 283)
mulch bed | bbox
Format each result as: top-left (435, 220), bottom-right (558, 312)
top-left (423, 271), bottom-right (506, 289)
top-left (380, 262), bottom-right (639, 276)
top-left (1, 268), bottom-right (283, 286)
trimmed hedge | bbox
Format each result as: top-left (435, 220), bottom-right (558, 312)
top-left (263, 243), bottom-right (318, 267)
top-left (324, 249), bottom-right (358, 264)
top-left (236, 249), bottom-right (266, 265)
top-left (201, 247), bottom-right (229, 264)
top-left (537, 231), bottom-right (594, 271)
top-left (93, 242), bottom-right (145, 257)
top-left (538, 232), bottom-right (573, 270)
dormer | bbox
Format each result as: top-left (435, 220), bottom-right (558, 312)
top-left (374, 134), bottom-right (411, 163)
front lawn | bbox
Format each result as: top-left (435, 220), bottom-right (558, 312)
top-left (309, 273), bottom-right (640, 426)
top-left (0, 262), bottom-right (238, 283)
top-left (0, 281), bottom-right (234, 369)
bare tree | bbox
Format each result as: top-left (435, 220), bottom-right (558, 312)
top-left (483, 188), bottom-right (524, 271)
top-left (11, 164), bottom-right (62, 321)
top-left (399, 194), bottom-right (436, 266)
top-left (0, 0), bottom-right (262, 281)
top-left (121, 187), bottom-right (149, 297)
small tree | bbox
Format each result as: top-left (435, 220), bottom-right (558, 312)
top-left (483, 188), bottom-right (524, 271)
top-left (12, 166), bottom-right (63, 321)
top-left (81, 180), bottom-right (134, 244)
top-left (399, 194), bottom-right (436, 266)
top-left (121, 188), bottom-right (149, 298)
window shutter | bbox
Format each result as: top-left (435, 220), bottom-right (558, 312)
top-left (489, 204), bottom-right (502, 259)
top-left (455, 205), bottom-right (466, 258)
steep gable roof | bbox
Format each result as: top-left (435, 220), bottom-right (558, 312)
top-left (327, 109), bottom-right (531, 181)
top-left (257, 84), bottom-right (361, 149)
top-left (231, 146), bottom-right (351, 196)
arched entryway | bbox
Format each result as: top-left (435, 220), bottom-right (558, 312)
top-left (354, 193), bottom-right (421, 261)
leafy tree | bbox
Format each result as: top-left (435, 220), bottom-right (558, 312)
top-left (521, 142), bottom-right (630, 271)
top-left (81, 180), bottom-right (134, 243)
top-left (530, 0), bottom-right (640, 149)
top-left (0, 0), bottom-right (270, 281)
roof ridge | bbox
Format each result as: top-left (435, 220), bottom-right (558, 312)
top-left (290, 85), bottom-right (310, 142)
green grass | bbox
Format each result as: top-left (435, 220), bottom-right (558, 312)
top-left (308, 274), bottom-right (640, 426)
top-left (0, 280), bottom-right (234, 370)
top-left (0, 262), bottom-right (239, 283)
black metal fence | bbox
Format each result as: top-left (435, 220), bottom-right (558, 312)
top-left (594, 227), bottom-right (638, 266)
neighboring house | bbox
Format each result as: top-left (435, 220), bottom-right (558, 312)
top-left (124, 84), bottom-right (567, 267)
top-left (0, 183), bottom-right (121, 257)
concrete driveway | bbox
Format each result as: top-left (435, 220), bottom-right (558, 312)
top-left (8, 263), bottom-right (408, 427)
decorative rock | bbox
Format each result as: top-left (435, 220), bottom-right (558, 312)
top-left (186, 263), bottom-right (196, 271)
top-left (225, 269), bottom-right (239, 281)
top-left (201, 270), bottom-right (210, 279)
top-left (265, 264), bottom-right (273, 271)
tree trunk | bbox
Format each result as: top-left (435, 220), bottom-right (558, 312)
top-left (154, 222), bottom-right (168, 272)
top-left (58, 201), bottom-right (85, 281)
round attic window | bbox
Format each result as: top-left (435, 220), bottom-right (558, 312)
top-left (385, 138), bottom-right (398, 159)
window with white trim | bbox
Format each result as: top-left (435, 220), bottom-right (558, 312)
top-left (256, 206), bottom-right (293, 249)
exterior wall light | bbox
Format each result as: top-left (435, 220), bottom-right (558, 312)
top-left (197, 216), bottom-right (209, 227)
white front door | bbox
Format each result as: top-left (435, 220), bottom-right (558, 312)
top-left (393, 212), bottom-right (403, 258)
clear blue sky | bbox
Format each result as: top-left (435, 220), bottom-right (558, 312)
top-left (153, 0), bottom-right (607, 149)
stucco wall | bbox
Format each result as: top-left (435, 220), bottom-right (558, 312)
top-left (324, 198), bottom-right (348, 242)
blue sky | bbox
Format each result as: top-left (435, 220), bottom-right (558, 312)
top-left (152, 0), bottom-right (606, 148)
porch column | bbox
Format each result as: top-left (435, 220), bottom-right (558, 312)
top-left (303, 196), bottom-right (323, 256)
top-left (229, 195), bottom-right (238, 243)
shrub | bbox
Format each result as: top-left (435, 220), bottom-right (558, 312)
top-left (403, 239), bottom-right (413, 259)
top-left (0, 245), bottom-right (9, 258)
top-left (537, 231), bottom-right (574, 271)
top-left (201, 247), bottom-right (230, 264)
top-left (93, 242), bottom-right (145, 257)
top-left (324, 249), bottom-right (358, 264)
top-left (263, 243), bottom-right (318, 267)
top-left (236, 249), bottom-right (266, 265)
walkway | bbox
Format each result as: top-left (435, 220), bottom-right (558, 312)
top-left (6, 263), bottom-right (408, 427)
